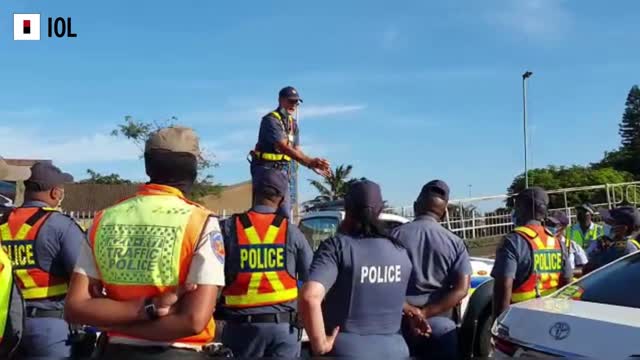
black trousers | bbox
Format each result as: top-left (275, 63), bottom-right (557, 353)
top-left (99, 343), bottom-right (208, 360)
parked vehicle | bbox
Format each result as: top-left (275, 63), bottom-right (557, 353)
top-left (492, 250), bottom-right (640, 358)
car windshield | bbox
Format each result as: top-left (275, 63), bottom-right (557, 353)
top-left (554, 252), bottom-right (640, 308)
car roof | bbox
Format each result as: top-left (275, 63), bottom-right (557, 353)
top-left (300, 210), bottom-right (410, 224)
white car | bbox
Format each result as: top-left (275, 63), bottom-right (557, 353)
top-left (492, 250), bottom-right (640, 358)
top-left (299, 209), bottom-right (496, 357)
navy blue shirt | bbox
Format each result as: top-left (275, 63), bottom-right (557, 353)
top-left (19, 201), bottom-right (85, 310)
top-left (587, 240), bottom-right (638, 271)
top-left (491, 221), bottom-right (572, 289)
top-left (220, 205), bottom-right (312, 315)
top-left (391, 214), bottom-right (472, 307)
top-left (255, 108), bottom-right (300, 155)
top-left (308, 233), bottom-right (412, 335)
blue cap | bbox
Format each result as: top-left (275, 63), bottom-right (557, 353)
top-left (345, 179), bottom-right (384, 214)
top-left (547, 211), bottom-right (569, 227)
top-left (278, 86), bottom-right (303, 103)
top-left (25, 161), bottom-right (73, 191)
top-left (599, 206), bottom-right (640, 228)
top-left (254, 168), bottom-right (288, 197)
top-left (417, 179), bottom-right (450, 202)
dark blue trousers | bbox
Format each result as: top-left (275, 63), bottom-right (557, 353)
top-left (17, 317), bottom-right (70, 360)
top-left (403, 316), bottom-right (459, 359)
top-left (330, 332), bottom-right (409, 358)
top-left (222, 322), bottom-right (301, 358)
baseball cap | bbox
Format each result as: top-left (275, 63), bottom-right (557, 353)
top-left (145, 126), bottom-right (200, 157)
top-left (25, 162), bottom-right (74, 191)
top-left (547, 211), bottom-right (570, 227)
top-left (0, 157), bottom-right (31, 181)
top-left (254, 168), bottom-right (288, 197)
top-left (278, 86), bottom-right (303, 103)
top-left (515, 186), bottom-right (549, 207)
top-left (577, 203), bottom-right (596, 214)
top-left (344, 179), bottom-right (384, 214)
top-left (417, 180), bottom-right (450, 202)
top-left (599, 206), bottom-right (640, 228)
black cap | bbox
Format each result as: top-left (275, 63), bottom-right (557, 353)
top-left (515, 186), bottom-right (549, 207)
top-left (599, 206), bottom-right (640, 228)
top-left (345, 179), bottom-right (384, 214)
top-left (25, 162), bottom-right (74, 191)
top-left (417, 180), bottom-right (450, 202)
top-left (254, 167), bottom-right (288, 197)
top-left (278, 86), bottom-right (303, 103)
top-left (547, 211), bottom-right (570, 227)
top-left (577, 203), bottom-right (596, 214)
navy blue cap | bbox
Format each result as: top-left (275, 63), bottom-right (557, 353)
top-left (25, 162), bottom-right (74, 191)
top-left (547, 211), bottom-right (570, 227)
top-left (417, 180), bottom-right (450, 202)
top-left (254, 168), bottom-right (288, 197)
top-left (515, 186), bottom-right (549, 207)
top-left (599, 206), bottom-right (640, 228)
top-left (577, 203), bottom-right (596, 214)
top-left (345, 179), bottom-right (384, 214)
top-left (278, 86), bottom-right (303, 103)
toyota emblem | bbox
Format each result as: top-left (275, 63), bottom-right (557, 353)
top-left (549, 322), bottom-right (570, 340)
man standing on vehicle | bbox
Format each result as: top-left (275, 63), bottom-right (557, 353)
top-left (492, 187), bottom-right (572, 318)
top-left (392, 180), bottom-right (471, 359)
top-left (0, 161), bottom-right (85, 359)
top-left (249, 86), bottom-right (332, 218)
top-left (218, 167), bottom-right (313, 358)
top-left (567, 204), bottom-right (603, 253)
top-left (582, 206), bottom-right (640, 275)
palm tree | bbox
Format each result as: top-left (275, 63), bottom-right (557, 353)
top-left (308, 164), bottom-right (354, 201)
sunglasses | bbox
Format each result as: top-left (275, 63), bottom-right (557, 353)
top-left (286, 99), bottom-right (300, 105)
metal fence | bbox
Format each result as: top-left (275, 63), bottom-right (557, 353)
top-left (385, 181), bottom-right (640, 241)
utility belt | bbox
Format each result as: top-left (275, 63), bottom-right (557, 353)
top-left (220, 311), bottom-right (297, 324)
top-left (95, 334), bottom-right (233, 358)
top-left (25, 306), bottom-right (64, 319)
top-left (248, 150), bottom-right (291, 165)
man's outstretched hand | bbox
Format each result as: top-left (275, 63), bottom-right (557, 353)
top-left (310, 158), bottom-right (332, 178)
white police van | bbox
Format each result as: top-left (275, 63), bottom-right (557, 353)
top-left (298, 202), bottom-right (496, 357)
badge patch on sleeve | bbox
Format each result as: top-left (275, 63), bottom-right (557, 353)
top-left (210, 232), bottom-right (225, 263)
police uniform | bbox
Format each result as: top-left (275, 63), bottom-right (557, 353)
top-left (567, 204), bottom-right (604, 251)
top-left (392, 181), bottom-right (472, 359)
top-left (219, 168), bottom-right (313, 358)
top-left (584, 206), bottom-right (640, 273)
top-left (0, 162), bottom-right (84, 359)
top-left (249, 87), bottom-right (301, 218)
top-left (306, 180), bottom-right (412, 358)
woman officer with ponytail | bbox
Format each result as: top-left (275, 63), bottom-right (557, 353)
top-left (300, 179), bottom-right (424, 357)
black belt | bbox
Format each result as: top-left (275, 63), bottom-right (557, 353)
top-left (221, 312), bottom-right (296, 324)
top-left (26, 307), bottom-right (64, 319)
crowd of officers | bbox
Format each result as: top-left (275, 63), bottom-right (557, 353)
top-left (0, 87), bottom-right (639, 360)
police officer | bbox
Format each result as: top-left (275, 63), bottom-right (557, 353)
top-left (567, 203), bottom-right (604, 254)
top-left (582, 206), bottom-right (640, 275)
top-left (392, 180), bottom-right (472, 359)
top-left (0, 161), bottom-right (84, 359)
top-left (65, 126), bottom-right (225, 359)
top-left (0, 157), bottom-right (30, 359)
top-left (492, 187), bottom-right (573, 318)
top-left (547, 211), bottom-right (588, 277)
top-left (218, 167), bottom-right (313, 358)
top-left (250, 86), bottom-right (331, 218)
top-left (300, 179), bottom-right (414, 357)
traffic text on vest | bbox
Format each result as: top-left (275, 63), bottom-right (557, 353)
top-left (360, 265), bottom-right (402, 284)
top-left (240, 245), bottom-right (285, 271)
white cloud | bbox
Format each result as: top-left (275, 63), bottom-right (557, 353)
top-left (486, 0), bottom-right (573, 39)
top-left (254, 104), bottom-right (366, 119)
top-left (0, 127), bottom-right (139, 165)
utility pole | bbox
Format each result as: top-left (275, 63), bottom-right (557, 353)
top-left (522, 71), bottom-right (533, 189)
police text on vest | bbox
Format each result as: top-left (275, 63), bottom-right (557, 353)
top-left (360, 265), bottom-right (401, 284)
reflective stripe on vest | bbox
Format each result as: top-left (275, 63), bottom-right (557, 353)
top-left (89, 184), bottom-right (215, 345)
top-left (222, 212), bottom-right (298, 307)
top-left (511, 226), bottom-right (563, 303)
top-left (252, 111), bottom-right (294, 162)
top-left (0, 208), bottom-right (68, 300)
top-left (567, 224), bottom-right (603, 249)
top-left (0, 249), bottom-right (12, 344)
top-left (631, 239), bottom-right (640, 251)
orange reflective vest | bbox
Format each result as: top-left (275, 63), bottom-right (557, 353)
top-left (222, 212), bottom-right (298, 308)
top-left (88, 184), bottom-right (215, 346)
top-left (0, 207), bottom-right (69, 300)
top-left (511, 225), bottom-right (563, 303)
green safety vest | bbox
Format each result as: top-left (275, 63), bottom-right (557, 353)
top-left (566, 223), bottom-right (604, 249)
top-left (0, 248), bottom-right (23, 358)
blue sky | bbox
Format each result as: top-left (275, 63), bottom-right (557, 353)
top-left (1, 0), bottom-right (638, 208)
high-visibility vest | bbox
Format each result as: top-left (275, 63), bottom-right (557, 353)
top-left (252, 111), bottom-right (295, 162)
top-left (511, 225), bottom-right (564, 303)
top-left (88, 184), bottom-right (215, 346)
top-left (0, 247), bottom-right (23, 358)
top-left (630, 239), bottom-right (640, 251)
top-left (0, 207), bottom-right (69, 300)
top-left (566, 223), bottom-right (603, 249)
top-left (222, 211), bottom-right (298, 308)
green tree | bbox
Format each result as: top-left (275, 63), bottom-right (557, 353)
top-left (80, 169), bottom-right (132, 184)
top-left (507, 165), bottom-right (635, 209)
top-left (308, 164), bottom-right (354, 201)
top-left (597, 85), bottom-right (640, 177)
top-left (111, 115), bottom-right (222, 200)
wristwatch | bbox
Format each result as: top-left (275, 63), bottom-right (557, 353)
top-left (144, 298), bottom-right (159, 320)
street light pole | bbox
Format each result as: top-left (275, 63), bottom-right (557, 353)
top-left (522, 71), bottom-right (533, 189)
